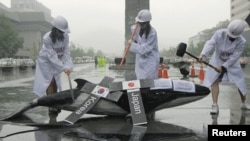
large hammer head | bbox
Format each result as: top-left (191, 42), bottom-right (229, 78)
top-left (176, 42), bottom-right (187, 57)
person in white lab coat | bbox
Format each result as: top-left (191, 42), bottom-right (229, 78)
top-left (128, 9), bottom-right (159, 79)
top-left (198, 19), bottom-right (250, 114)
top-left (33, 16), bottom-right (73, 114)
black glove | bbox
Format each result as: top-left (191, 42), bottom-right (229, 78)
top-left (218, 66), bottom-right (227, 80)
top-left (221, 66), bottom-right (227, 73)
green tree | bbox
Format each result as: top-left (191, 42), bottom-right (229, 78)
top-left (242, 43), bottom-right (250, 57)
top-left (86, 47), bottom-right (95, 57)
top-left (0, 14), bottom-right (24, 58)
top-left (69, 42), bottom-right (86, 59)
top-left (195, 41), bottom-right (206, 56)
top-left (187, 41), bottom-right (196, 57)
top-left (69, 42), bottom-right (109, 60)
top-left (96, 50), bottom-right (104, 56)
top-left (159, 48), bottom-right (168, 57)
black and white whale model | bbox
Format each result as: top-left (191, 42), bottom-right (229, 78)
top-left (1, 77), bottom-right (210, 120)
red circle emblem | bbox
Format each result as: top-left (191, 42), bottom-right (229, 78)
top-left (98, 88), bottom-right (105, 94)
top-left (128, 82), bottom-right (134, 88)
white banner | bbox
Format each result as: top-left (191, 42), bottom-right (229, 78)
top-left (173, 80), bottom-right (195, 93)
top-left (150, 78), bottom-right (172, 90)
top-left (122, 80), bottom-right (141, 90)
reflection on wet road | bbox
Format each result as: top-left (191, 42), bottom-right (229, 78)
top-left (0, 63), bottom-right (249, 141)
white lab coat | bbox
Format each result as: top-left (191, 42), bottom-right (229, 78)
top-left (129, 25), bottom-right (159, 79)
top-left (33, 32), bottom-right (73, 97)
top-left (201, 29), bottom-right (247, 95)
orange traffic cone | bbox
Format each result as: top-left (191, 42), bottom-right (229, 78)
top-left (158, 64), bottom-right (163, 78)
top-left (199, 63), bottom-right (205, 81)
top-left (162, 64), bottom-right (168, 78)
top-left (190, 59), bottom-right (196, 77)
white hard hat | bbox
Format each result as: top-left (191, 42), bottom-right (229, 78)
top-left (135, 9), bottom-right (151, 22)
top-left (227, 19), bottom-right (245, 38)
top-left (52, 16), bottom-right (70, 33)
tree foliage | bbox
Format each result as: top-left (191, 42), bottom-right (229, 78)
top-left (0, 14), bottom-right (24, 58)
top-left (69, 42), bottom-right (105, 59)
top-left (242, 43), bottom-right (250, 57)
top-left (187, 41), bottom-right (206, 57)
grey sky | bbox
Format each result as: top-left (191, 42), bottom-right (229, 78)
top-left (0, 0), bottom-right (230, 56)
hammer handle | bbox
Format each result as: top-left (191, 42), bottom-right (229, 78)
top-left (185, 51), bottom-right (219, 72)
top-left (68, 75), bottom-right (75, 101)
top-left (119, 24), bottom-right (139, 68)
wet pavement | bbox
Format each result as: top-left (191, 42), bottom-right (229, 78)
top-left (0, 63), bottom-right (250, 141)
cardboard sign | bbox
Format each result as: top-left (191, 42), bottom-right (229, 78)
top-left (64, 95), bottom-right (100, 124)
top-left (64, 76), bottom-right (119, 124)
top-left (127, 89), bottom-right (147, 126)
